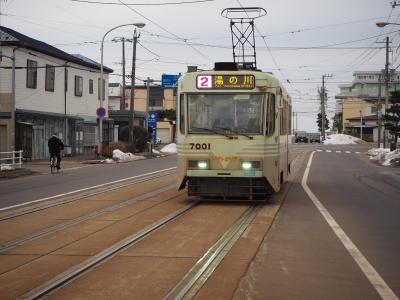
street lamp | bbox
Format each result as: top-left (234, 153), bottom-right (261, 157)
top-left (99, 22), bottom-right (145, 156)
top-left (376, 22), bottom-right (400, 28)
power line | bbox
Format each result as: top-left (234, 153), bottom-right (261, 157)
top-left (116, 0), bottom-right (212, 62)
top-left (70, 0), bottom-right (216, 5)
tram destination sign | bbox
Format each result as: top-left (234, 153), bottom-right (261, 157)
top-left (196, 75), bottom-right (255, 90)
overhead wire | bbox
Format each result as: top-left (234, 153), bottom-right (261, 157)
top-left (70, 0), bottom-right (216, 5)
top-left (115, 0), bottom-right (212, 63)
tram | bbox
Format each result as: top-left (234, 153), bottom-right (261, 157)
top-left (177, 62), bottom-right (292, 200)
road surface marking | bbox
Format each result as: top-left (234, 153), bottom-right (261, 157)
top-left (355, 151), bottom-right (361, 154)
top-left (345, 151), bottom-right (351, 154)
top-left (316, 149), bottom-right (322, 152)
top-left (0, 167), bottom-right (177, 212)
top-left (336, 150), bottom-right (342, 153)
top-left (301, 152), bottom-right (398, 300)
top-left (326, 150), bottom-right (332, 153)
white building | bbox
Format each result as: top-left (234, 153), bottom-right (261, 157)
top-left (0, 26), bottom-right (113, 159)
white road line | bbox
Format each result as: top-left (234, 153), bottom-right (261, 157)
top-left (301, 152), bottom-right (398, 300)
top-left (326, 150), bottom-right (332, 153)
top-left (316, 149), bottom-right (322, 152)
top-left (336, 151), bottom-right (342, 153)
top-left (0, 167), bottom-right (177, 212)
top-left (345, 151), bottom-right (351, 154)
top-left (355, 151), bottom-right (361, 154)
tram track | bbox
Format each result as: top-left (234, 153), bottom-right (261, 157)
top-left (20, 202), bottom-right (198, 300)
top-left (0, 183), bottom-right (177, 253)
top-left (18, 202), bottom-right (261, 300)
top-left (163, 204), bottom-right (261, 300)
top-left (0, 167), bottom-right (177, 222)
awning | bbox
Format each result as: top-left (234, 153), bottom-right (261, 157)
top-left (16, 109), bottom-right (84, 120)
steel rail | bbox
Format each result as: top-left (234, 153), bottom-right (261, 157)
top-left (20, 201), bottom-right (197, 300)
top-left (0, 183), bottom-right (179, 253)
top-left (0, 168), bottom-right (177, 222)
top-left (163, 204), bottom-right (261, 300)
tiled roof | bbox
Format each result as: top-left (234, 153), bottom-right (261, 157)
top-left (0, 26), bottom-right (113, 73)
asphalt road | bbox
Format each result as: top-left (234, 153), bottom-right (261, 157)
top-left (0, 155), bottom-right (177, 209)
top-left (236, 144), bottom-right (400, 299)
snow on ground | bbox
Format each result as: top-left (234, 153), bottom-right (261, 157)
top-left (0, 164), bottom-right (13, 171)
top-left (160, 143), bottom-right (177, 154)
top-left (323, 134), bottom-right (361, 145)
top-left (152, 149), bottom-right (161, 154)
top-left (112, 149), bottom-right (145, 162)
top-left (367, 148), bottom-right (400, 167)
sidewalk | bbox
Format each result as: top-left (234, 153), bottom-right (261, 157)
top-left (23, 154), bottom-right (98, 174)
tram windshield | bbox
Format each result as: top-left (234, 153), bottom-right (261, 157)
top-left (188, 94), bottom-right (264, 135)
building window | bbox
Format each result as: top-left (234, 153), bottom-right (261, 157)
top-left (75, 76), bottom-right (83, 97)
top-left (89, 79), bottom-right (93, 94)
top-left (26, 59), bottom-right (37, 89)
top-left (98, 78), bottom-right (105, 100)
top-left (45, 65), bottom-right (55, 92)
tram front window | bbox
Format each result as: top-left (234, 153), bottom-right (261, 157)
top-left (188, 94), bottom-right (264, 135)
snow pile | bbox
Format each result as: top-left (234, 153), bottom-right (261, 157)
top-left (160, 143), bottom-right (177, 154)
top-left (367, 148), bottom-right (390, 157)
top-left (367, 148), bottom-right (400, 167)
top-left (152, 149), bottom-right (161, 154)
top-left (323, 134), bottom-right (361, 145)
top-left (112, 149), bottom-right (145, 162)
top-left (0, 164), bottom-right (13, 171)
top-left (382, 149), bottom-right (400, 166)
top-left (104, 158), bottom-right (115, 164)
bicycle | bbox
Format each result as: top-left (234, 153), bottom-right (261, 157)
top-left (50, 154), bottom-right (59, 173)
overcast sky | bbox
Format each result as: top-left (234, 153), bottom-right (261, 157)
top-left (0, 0), bottom-right (398, 131)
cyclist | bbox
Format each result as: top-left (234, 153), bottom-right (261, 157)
top-left (48, 134), bottom-right (64, 170)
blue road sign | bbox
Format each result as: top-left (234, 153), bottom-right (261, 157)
top-left (161, 74), bottom-right (180, 88)
top-left (148, 111), bottom-right (157, 143)
top-left (96, 107), bottom-right (106, 118)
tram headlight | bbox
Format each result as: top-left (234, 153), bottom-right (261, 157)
top-left (188, 160), bottom-right (209, 170)
top-left (198, 161), bottom-right (208, 169)
top-left (242, 162), bottom-right (252, 170)
top-left (241, 161), bottom-right (261, 170)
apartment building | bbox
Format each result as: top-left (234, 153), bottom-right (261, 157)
top-left (335, 71), bottom-right (400, 142)
top-left (0, 26), bottom-right (113, 159)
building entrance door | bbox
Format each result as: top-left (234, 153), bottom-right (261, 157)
top-left (0, 125), bottom-right (7, 152)
top-left (33, 126), bottom-right (45, 159)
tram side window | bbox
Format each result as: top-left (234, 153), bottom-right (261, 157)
top-left (179, 94), bottom-right (185, 134)
top-left (266, 94), bottom-right (276, 136)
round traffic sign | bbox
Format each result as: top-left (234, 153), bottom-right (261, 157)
top-left (96, 107), bottom-right (106, 118)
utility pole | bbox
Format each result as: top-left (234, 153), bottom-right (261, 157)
top-left (129, 29), bottom-right (139, 144)
top-left (384, 36), bottom-right (390, 148)
top-left (360, 109), bottom-right (363, 141)
top-left (341, 100), bottom-right (344, 134)
top-left (377, 74), bottom-right (382, 148)
top-left (121, 37), bottom-right (126, 111)
top-left (320, 74), bottom-right (332, 141)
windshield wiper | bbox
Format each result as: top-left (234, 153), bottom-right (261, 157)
top-left (214, 127), bottom-right (254, 140)
top-left (191, 126), bottom-right (234, 139)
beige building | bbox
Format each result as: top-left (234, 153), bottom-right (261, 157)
top-left (335, 71), bottom-right (400, 142)
top-left (0, 26), bottom-right (113, 159)
top-left (108, 84), bottom-right (177, 143)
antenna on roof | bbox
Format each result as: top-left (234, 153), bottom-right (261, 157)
top-left (221, 7), bottom-right (266, 70)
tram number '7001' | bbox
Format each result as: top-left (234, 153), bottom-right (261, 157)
top-left (190, 143), bottom-right (211, 150)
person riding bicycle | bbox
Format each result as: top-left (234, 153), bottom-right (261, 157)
top-left (48, 134), bottom-right (64, 170)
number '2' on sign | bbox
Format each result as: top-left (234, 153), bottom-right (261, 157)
top-left (197, 75), bottom-right (212, 88)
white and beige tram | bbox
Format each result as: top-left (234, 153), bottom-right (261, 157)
top-left (177, 63), bottom-right (292, 200)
